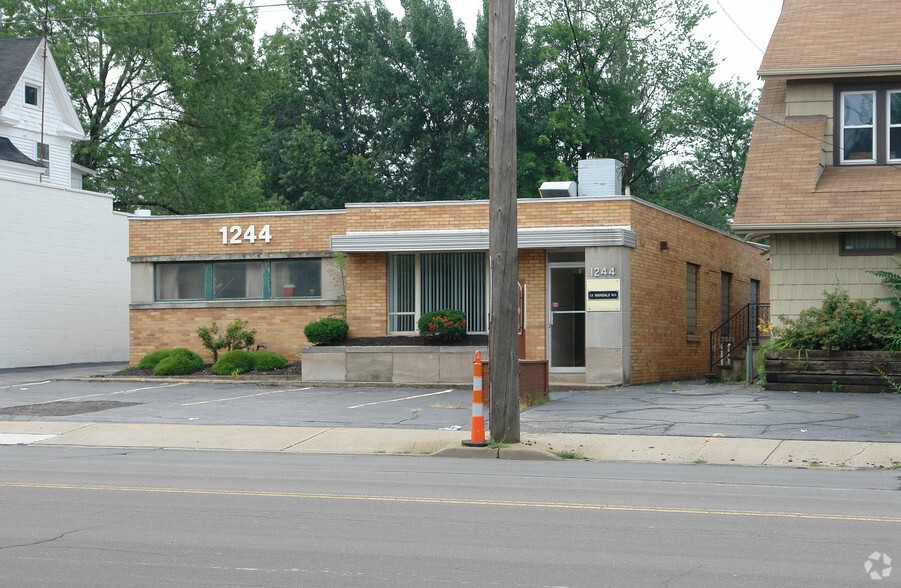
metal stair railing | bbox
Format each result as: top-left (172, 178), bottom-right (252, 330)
top-left (709, 303), bottom-right (770, 374)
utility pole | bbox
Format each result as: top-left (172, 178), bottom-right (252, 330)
top-left (488, 0), bottom-right (519, 443)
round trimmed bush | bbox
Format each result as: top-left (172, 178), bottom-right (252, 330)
top-left (153, 348), bottom-right (204, 376)
top-left (212, 350), bottom-right (257, 375)
top-left (250, 350), bottom-right (289, 371)
top-left (137, 349), bottom-right (173, 369)
top-left (418, 309), bottom-right (466, 343)
top-left (304, 317), bottom-right (349, 345)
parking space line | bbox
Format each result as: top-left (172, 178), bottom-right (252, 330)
top-left (347, 389), bottom-right (455, 409)
top-left (182, 387), bottom-right (312, 406)
top-left (38, 383), bottom-right (187, 404)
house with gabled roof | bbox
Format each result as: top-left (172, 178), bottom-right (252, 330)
top-left (0, 36), bottom-right (94, 188)
top-left (733, 0), bottom-right (901, 320)
top-left (0, 37), bottom-right (129, 369)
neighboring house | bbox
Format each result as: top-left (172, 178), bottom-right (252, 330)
top-left (0, 37), bottom-right (129, 368)
top-left (733, 0), bottom-right (901, 320)
top-left (0, 36), bottom-right (95, 189)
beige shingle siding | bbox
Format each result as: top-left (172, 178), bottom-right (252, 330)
top-left (759, 0), bottom-right (901, 75)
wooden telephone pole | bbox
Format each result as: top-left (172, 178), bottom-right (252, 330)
top-left (488, 0), bottom-right (519, 443)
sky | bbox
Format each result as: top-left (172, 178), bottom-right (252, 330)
top-left (255, 0), bottom-right (784, 88)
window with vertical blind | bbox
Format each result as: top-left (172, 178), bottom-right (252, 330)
top-left (686, 263), bottom-right (699, 338)
top-left (387, 252), bottom-right (488, 334)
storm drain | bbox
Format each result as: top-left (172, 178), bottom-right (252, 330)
top-left (0, 401), bottom-right (141, 417)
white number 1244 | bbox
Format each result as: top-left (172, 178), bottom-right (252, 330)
top-left (219, 225), bottom-right (272, 245)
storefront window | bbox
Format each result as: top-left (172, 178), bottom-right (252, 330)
top-left (388, 252), bottom-right (487, 333)
top-left (155, 259), bottom-right (322, 301)
top-left (271, 259), bottom-right (321, 298)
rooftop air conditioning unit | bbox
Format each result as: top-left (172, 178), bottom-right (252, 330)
top-left (539, 181), bottom-right (577, 198)
top-left (578, 158), bottom-right (623, 198)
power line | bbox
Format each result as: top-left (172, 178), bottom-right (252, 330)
top-left (712, 0), bottom-right (765, 55)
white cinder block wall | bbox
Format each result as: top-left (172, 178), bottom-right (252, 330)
top-left (0, 177), bottom-right (129, 368)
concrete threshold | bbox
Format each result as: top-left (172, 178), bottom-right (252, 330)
top-left (1, 421), bottom-right (898, 469)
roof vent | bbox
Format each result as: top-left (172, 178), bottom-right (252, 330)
top-left (538, 181), bottom-right (577, 198)
top-left (577, 158), bottom-right (623, 198)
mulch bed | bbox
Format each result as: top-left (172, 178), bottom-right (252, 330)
top-left (337, 335), bottom-right (489, 347)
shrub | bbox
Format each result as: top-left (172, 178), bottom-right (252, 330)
top-left (212, 350), bottom-right (257, 375)
top-left (137, 349), bottom-right (173, 369)
top-left (250, 350), bottom-right (289, 371)
top-left (304, 317), bottom-right (349, 345)
top-left (153, 348), bottom-right (204, 376)
top-left (418, 309), bottom-right (467, 343)
top-left (771, 288), bottom-right (892, 351)
top-left (197, 319), bottom-right (257, 362)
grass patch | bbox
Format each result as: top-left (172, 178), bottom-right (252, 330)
top-left (891, 461), bottom-right (901, 470)
top-left (808, 461), bottom-right (822, 467)
top-left (488, 439), bottom-right (509, 449)
top-left (429, 402), bottom-right (467, 409)
top-left (520, 395), bottom-right (551, 409)
top-left (553, 450), bottom-right (586, 460)
top-left (692, 459), bottom-right (708, 464)
top-left (373, 450), bottom-right (386, 454)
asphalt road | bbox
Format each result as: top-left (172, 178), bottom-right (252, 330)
top-left (2, 376), bottom-right (900, 442)
top-left (0, 448), bottom-right (899, 587)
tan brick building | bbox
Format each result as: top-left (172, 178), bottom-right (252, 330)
top-left (130, 162), bottom-right (768, 386)
top-left (733, 0), bottom-right (901, 319)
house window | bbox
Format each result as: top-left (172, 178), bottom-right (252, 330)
top-left (839, 232), bottom-right (899, 256)
top-left (840, 91), bottom-right (875, 163)
top-left (24, 84), bottom-right (39, 106)
top-left (387, 252), bottom-right (488, 334)
top-left (35, 143), bottom-right (49, 177)
top-left (686, 263), bottom-right (699, 339)
top-left (835, 84), bottom-right (901, 165)
top-left (154, 259), bottom-right (322, 301)
top-left (889, 92), bottom-right (901, 161)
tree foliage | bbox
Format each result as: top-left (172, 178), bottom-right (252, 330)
top-left (0, 0), bottom-right (756, 227)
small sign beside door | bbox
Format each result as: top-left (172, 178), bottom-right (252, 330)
top-left (587, 278), bottom-right (621, 311)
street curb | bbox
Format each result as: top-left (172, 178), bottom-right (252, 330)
top-left (432, 446), bottom-right (561, 460)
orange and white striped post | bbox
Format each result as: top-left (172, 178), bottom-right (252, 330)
top-left (463, 351), bottom-right (489, 447)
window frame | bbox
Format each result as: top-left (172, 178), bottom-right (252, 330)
top-left (387, 251), bottom-right (489, 335)
top-left (834, 83), bottom-right (901, 166)
top-left (839, 90), bottom-right (876, 164)
top-left (839, 232), bottom-right (900, 256)
top-left (686, 263), bottom-right (700, 341)
top-left (154, 259), bottom-right (322, 302)
top-left (24, 84), bottom-right (40, 107)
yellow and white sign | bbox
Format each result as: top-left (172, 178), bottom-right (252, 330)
top-left (586, 278), bottom-right (621, 311)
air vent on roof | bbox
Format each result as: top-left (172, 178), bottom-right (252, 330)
top-left (577, 158), bottom-right (623, 198)
top-left (539, 181), bottom-right (577, 198)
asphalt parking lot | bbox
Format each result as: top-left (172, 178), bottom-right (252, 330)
top-left (0, 367), bottom-right (899, 443)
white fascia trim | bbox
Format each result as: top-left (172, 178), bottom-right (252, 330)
top-left (732, 222), bottom-right (901, 233)
top-left (129, 209), bottom-right (346, 221)
top-left (331, 226), bottom-right (637, 252)
top-left (71, 161), bottom-right (97, 176)
top-left (759, 64), bottom-right (901, 80)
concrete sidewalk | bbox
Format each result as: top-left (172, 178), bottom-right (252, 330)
top-left (1, 420), bottom-right (898, 469)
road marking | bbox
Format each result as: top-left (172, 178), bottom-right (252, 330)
top-left (9, 380), bottom-right (52, 388)
top-left (182, 387), bottom-right (312, 406)
top-left (36, 383), bottom-right (186, 404)
top-left (348, 389), bottom-right (455, 409)
top-left (1, 481), bottom-right (898, 524)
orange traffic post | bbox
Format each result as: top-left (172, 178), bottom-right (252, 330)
top-left (463, 350), bottom-right (489, 447)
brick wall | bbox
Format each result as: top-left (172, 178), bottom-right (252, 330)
top-left (129, 211), bottom-right (345, 257)
top-left (519, 249), bottom-right (546, 360)
top-left (130, 305), bottom-right (337, 365)
top-left (628, 201), bottom-right (770, 383)
top-left (345, 252), bottom-right (388, 337)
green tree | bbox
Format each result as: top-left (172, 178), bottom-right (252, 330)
top-left (647, 77), bottom-right (756, 230)
top-left (0, 0), bottom-right (277, 214)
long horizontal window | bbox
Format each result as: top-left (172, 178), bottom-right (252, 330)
top-left (155, 259), bottom-right (321, 301)
top-left (388, 252), bottom-right (488, 334)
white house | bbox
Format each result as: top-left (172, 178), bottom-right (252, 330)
top-left (0, 37), bottom-right (129, 368)
top-left (0, 36), bottom-right (94, 189)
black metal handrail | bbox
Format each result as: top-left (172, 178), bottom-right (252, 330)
top-left (709, 303), bottom-right (770, 373)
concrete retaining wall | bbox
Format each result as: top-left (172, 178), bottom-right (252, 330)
top-left (300, 346), bottom-right (488, 384)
